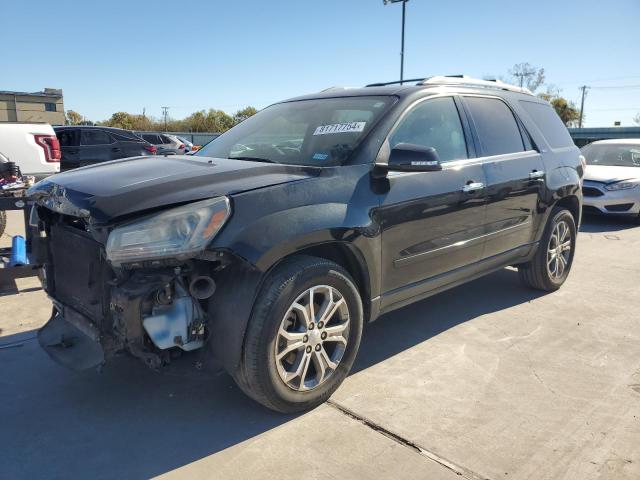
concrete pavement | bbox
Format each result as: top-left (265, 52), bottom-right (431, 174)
top-left (1, 212), bottom-right (639, 479)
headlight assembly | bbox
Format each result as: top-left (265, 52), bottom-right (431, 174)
top-left (106, 196), bottom-right (230, 266)
top-left (604, 181), bottom-right (638, 191)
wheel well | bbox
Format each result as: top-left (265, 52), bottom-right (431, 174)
top-left (280, 243), bottom-right (371, 321)
top-left (555, 195), bottom-right (581, 226)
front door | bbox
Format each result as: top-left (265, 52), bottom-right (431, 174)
top-left (461, 95), bottom-right (546, 259)
top-left (377, 96), bottom-right (488, 309)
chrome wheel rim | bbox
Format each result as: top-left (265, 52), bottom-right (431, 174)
top-left (547, 220), bottom-right (572, 280)
top-left (275, 285), bottom-right (350, 392)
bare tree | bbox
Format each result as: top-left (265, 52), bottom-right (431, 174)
top-left (508, 63), bottom-right (546, 92)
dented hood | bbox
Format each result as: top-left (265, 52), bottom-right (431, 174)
top-left (28, 155), bottom-right (317, 223)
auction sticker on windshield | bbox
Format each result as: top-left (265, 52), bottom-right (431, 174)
top-left (313, 122), bottom-right (366, 136)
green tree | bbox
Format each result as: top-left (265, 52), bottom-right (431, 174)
top-left (102, 112), bottom-right (135, 130)
top-left (233, 106), bottom-right (258, 125)
top-left (538, 93), bottom-right (580, 127)
top-left (65, 110), bottom-right (85, 125)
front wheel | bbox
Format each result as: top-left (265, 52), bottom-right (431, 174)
top-left (235, 256), bottom-right (363, 413)
top-left (519, 207), bottom-right (577, 291)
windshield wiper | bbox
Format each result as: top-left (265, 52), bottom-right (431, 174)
top-left (228, 156), bottom-right (278, 164)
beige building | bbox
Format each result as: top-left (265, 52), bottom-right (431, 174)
top-left (0, 88), bottom-right (65, 125)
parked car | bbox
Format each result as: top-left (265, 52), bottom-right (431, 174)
top-left (0, 122), bottom-right (60, 179)
top-left (580, 139), bottom-right (640, 220)
top-left (55, 126), bottom-right (156, 171)
top-left (29, 76), bottom-right (583, 413)
top-left (175, 135), bottom-right (196, 152)
top-left (135, 132), bottom-right (186, 155)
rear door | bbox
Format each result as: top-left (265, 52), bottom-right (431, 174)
top-left (461, 95), bottom-right (545, 259)
top-left (57, 128), bottom-right (81, 170)
top-left (378, 95), bottom-right (488, 309)
top-left (79, 129), bottom-right (116, 166)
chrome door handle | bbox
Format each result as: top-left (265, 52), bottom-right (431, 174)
top-left (529, 170), bottom-right (545, 180)
top-left (462, 182), bottom-right (484, 193)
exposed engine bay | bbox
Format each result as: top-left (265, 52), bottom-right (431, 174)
top-left (33, 207), bottom-right (230, 371)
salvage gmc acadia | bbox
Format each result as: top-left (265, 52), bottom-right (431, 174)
top-left (28, 76), bottom-right (583, 412)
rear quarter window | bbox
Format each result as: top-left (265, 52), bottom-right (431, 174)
top-left (519, 100), bottom-right (574, 149)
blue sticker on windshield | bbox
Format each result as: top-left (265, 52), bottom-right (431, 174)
top-left (313, 153), bottom-right (329, 161)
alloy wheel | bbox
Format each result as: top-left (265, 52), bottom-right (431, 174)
top-left (547, 219), bottom-right (572, 280)
top-left (275, 285), bottom-right (350, 392)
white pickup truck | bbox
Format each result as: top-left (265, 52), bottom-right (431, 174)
top-left (0, 122), bottom-right (61, 180)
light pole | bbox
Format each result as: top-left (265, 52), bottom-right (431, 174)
top-left (383, 0), bottom-right (409, 84)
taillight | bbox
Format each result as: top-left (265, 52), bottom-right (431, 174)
top-left (179, 143), bottom-right (185, 149)
top-left (34, 134), bottom-right (61, 162)
top-left (144, 144), bottom-right (157, 154)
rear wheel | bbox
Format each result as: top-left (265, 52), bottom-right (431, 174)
top-left (235, 256), bottom-right (363, 413)
top-left (519, 207), bottom-right (576, 291)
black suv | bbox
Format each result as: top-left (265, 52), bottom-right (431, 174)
top-left (30, 76), bottom-right (583, 413)
top-left (54, 126), bottom-right (156, 171)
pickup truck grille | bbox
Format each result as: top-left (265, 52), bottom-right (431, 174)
top-left (50, 223), bottom-right (108, 323)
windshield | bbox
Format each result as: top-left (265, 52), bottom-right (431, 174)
top-left (581, 143), bottom-right (640, 167)
top-left (196, 96), bottom-right (393, 166)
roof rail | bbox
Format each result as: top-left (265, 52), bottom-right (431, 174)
top-left (365, 78), bottom-right (429, 87)
top-left (320, 86), bottom-right (355, 93)
top-left (418, 75), bottom-right (533, 95)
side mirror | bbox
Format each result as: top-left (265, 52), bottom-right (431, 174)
top-left (384, 143), bottom-right (442, 172)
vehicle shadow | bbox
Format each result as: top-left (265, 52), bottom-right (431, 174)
top-left (0, 268), bottom-right (544, 480)
top-left (579, 214), bottom-right (639, 233)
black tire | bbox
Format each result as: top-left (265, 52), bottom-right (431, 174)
top-left (235, 255), bottom-right (363, 413)
top-left (519, 207), bottom-right (577, 291)
top-left (0, 210), bottom-right (6, 238)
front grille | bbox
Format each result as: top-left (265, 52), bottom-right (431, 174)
top-left (605, 203), bottom-right (634, 212)
top-left (582, 186), bottom-right (604, 197)
top-left (50, 223), bottom-right (108, 323)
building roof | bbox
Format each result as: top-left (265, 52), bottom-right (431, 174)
top-left (0, 88), bottom-right (63, 98)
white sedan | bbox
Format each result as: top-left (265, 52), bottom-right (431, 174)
top-left (581, 139), bottom-right (640, 220)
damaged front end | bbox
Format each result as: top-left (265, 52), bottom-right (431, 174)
top-left (31, 190), bottom-right (234, 371)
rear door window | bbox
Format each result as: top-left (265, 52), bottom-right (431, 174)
top-left (519, 100), bottom-right (574, 149)
top-left (464, 97), bottom-right (525, 156)
top-left (57, 129), bottom-right (80, 147)
top-left (142, 134), bottom-right (161, 144)
top-left (389, 96), bottom-right (468, 162)
top-left (81, 129), bottom-right (113, 146)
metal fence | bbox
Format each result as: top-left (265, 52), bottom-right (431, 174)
top-left (149, 128), bottom-right (640, 148)
top-left (155, 132), bottom-right (221, 146)
top-left (568, 127), bottom-right (640, 147)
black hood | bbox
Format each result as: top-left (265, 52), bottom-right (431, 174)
top-left (28, 155), bottom-right (317, 223)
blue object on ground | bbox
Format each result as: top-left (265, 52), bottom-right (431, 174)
top-left (9, 235), bottom-right (28, 267)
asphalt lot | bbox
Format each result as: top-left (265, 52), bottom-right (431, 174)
top-left (1, 210), bottom-right (639, 480)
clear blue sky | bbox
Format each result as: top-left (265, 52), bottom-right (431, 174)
top-left (3, 0), bottom-right (639, 127)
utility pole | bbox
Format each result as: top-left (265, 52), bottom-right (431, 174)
top-left (383, 0), bottom-right (409, 84)
top-left (578, 86), bottom-right (589, 128)
top-left (161, 106), bottom-right (169, 131)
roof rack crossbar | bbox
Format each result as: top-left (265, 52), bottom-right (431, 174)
top-left (418, 75), bottom-right (533, 95)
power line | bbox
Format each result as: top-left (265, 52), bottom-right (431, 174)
top-left (589, 84), bottom-right (640, 90)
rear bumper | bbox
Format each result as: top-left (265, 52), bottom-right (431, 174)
top-left (37, 304), bottom-right (106, 371)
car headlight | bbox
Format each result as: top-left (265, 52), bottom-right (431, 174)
top-left (106, 196), bottom-right (230, 266)
top-left (604, 181), bottom-right (638, 191)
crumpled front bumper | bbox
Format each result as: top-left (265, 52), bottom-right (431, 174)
top-left (38, 303), bottom-right (106, 371)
